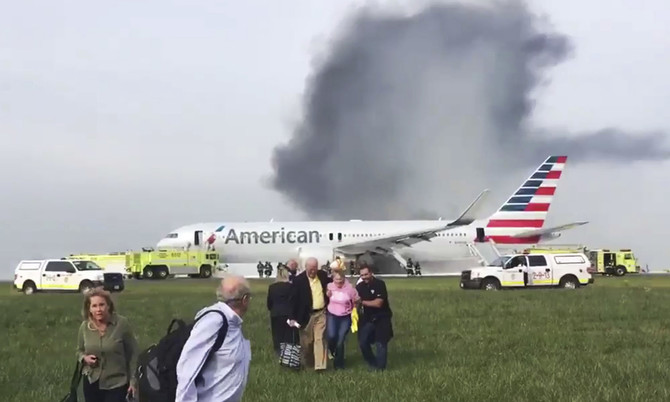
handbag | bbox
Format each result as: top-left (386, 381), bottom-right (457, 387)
top-left (278, 326), bottom-right (301, 370)
top-left (58, 360), bottom-right (83, 402)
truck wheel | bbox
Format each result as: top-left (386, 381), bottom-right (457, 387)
top-left (481, 278), bottom-right (500, 291)
top-left (200, 265), bottom-right (212, 278)
top-left (79, 280), bottom-right (94, 294)
top-left (143, 267), bottom-right (155, 279)
top-left (23, 281), bottom-right (37, 295)
top-left (615, 265), bottom-right (627, 277)
top-left (157, 267), bottom-right (169, 279)
top-left (559, 276), bottom-right (579, 289)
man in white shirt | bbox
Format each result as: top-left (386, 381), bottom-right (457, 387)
top-left (176, 275), bottom-right (252, 402)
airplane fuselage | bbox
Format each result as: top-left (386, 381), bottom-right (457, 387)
top-left (155, 156), bottom-right (583, 269)
top-left (157, 218), bottom-right (530, 265)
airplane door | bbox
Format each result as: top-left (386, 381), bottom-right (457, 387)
top-left (501, 255), bottom-right (526, 287)
top-left (476, 227), bottom-right (486, 242)
top-left (527, 255), bottom-right (552, 286)
top-left (194, 230), bottom-right (203, 247)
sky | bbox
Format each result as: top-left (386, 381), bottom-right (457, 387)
top-left (1, 0), bottom-right (669, 280)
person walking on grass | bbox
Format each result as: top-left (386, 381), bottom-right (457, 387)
top-left (326, 270), bottom-right (359, 369)
top-left (289, 257), bottom-right (331, 371)
top-left (356, 264), bottom-right (394, 371)
top-left (176, 275), bottom-right (252, 402)
top-left (267, 267), bottom-right (298, 356)
top-left (76, 287), bottom-right (139, 402)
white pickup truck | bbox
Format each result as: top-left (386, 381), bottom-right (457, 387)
top-left (460, 252), bottom-right (595, 290)
top-left (13, 259), bottom-right (125, 295)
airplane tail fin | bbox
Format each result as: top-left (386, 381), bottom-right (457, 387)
top-left (484, 156), bottom-right (567, 244)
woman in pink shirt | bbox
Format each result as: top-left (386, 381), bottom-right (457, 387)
top-left (326, 269), bottom-right (359, 369)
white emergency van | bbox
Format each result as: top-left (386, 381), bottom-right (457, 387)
top-left (13, 259), bottom-right (124, 295)
top-left (459, 252), bottom-right (594, 290)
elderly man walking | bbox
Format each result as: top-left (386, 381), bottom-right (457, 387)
top-left (289, 257), bottom-right (331, 371)
top-left (176, 275), bottom-right (252, 402)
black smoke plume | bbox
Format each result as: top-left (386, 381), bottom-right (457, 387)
top-left (269, 2), bottom-right (669, 220)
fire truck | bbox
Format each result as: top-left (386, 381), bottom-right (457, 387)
top-left (125, 248), bottom-right (222, 279)
top-left (520, 245), bottom-right (640, 276)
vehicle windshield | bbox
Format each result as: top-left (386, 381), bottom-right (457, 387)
top-left (487, 256), bottom-right (512, 267)
top-left (73, 260), bottom-right (103, 271)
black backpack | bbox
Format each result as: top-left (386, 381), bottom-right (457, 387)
top-left (136, 309), bottom-right (229, 402)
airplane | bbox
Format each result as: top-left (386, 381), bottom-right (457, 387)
top-left (156, 156), bottom-right (588, 270)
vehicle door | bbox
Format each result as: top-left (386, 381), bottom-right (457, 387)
top-left (623, 252), bottom-right (635, 272)
top-left (41, 261), bottom-right (72, 290)
top-left (60, 261), bottom-right (80, 290)
top-left (501, 255), bottom-right (527, 287)
top-left (526, 255), bottom-right (552, 286)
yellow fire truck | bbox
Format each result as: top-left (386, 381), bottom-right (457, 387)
top-left (520, 245), bottom-right (640, 276)
top-left (586, 248), bottom-right (640, 276)
top-left (125, 248), bottom-right (221, 279)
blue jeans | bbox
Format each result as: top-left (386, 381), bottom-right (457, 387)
top-left (357, 321), bottom-right (388, 370)
top-left (327, 312), bottom-right (352, 369)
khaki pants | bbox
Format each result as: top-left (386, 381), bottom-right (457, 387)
top-left (299, 309), bottom-right (327, 370)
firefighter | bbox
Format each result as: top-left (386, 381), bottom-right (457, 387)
top-left (257, 261), bottom-right (264, 278)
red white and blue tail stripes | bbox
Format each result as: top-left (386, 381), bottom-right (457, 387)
top-left (485, 156), bottom-right (566, 244)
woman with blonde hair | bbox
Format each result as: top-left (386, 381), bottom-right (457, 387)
top-left (76, 287), bottom-right (139, 402)
top-left (325, 269), bottom-right (359, 369)
top-left (267, 266), bottom-right (297, 355)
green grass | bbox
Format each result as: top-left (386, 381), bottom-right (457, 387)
top-left (3, 275), bottom-right (670, 401)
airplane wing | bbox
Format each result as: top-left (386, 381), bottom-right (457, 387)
top-left (511, 221), bottom-right (589, 238)
top-left (334, 189), bottom-right (489, 256)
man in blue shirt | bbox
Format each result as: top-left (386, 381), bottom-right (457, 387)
top-left (176, 275), bottom-right (252, 402)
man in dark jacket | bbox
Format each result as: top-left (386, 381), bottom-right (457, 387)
top-left (289, 257), bottom-right (331, 371)
top-left (356, 264), bottom-right (393, 371)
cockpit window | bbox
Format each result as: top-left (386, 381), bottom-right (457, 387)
top-left (166, 233), bottom-right (178, 238)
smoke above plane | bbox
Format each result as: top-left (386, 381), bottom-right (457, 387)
top-left (269, 2), bottom-right (669, 220)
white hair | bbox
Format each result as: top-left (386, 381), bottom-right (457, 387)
top-left (216, 274), bottom-right (251, 305)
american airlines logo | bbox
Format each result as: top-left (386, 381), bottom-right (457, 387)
top-left (215, 225), bottom-right (320, 245)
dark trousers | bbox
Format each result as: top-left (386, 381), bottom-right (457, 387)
top-left (358, 321), bottom-right (388, 370)
top-left (326, 312), bottom-right (352, 369)
top-left (83, 377), bottom-right (127, 402)
top-left (271, 315), bottom-right (296, 355)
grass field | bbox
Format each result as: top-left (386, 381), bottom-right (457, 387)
top-left (3, 275), bottom-right (670, 401)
